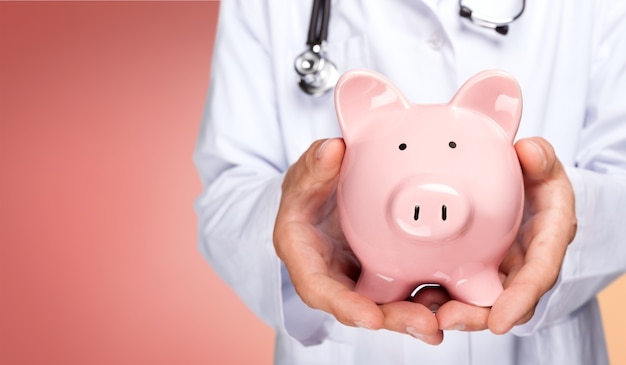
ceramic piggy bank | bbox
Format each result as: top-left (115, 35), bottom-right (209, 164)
top-left (334, 69), bottom-right (524, 306)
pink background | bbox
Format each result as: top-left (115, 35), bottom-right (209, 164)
top-left (0, 2), bottom-right (274, 364)
top-left (0, 2), bottom-right (624, 365)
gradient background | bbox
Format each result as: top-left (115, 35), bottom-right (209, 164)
top-left (0, 2), bottom-right (624, 365)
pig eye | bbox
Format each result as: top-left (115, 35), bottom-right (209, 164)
top-left (399, 143), bottom-right (407, 151)
top-left (448, 141), bottom-right (457, 149)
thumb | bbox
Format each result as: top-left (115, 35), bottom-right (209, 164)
top-left (514, 137), bottom-right (558, 183)
top-left (280, 138), bottom-right (346, 219)
top-left (307, 138), bottom-right (346, 184)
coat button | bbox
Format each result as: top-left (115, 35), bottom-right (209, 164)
top-left (427, 32), bottom-right (445, 49)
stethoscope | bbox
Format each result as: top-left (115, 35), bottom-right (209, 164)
top-left (295, 0), bottom-right (526, 96)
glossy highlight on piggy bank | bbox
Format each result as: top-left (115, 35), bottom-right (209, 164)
top-left (335, 69), bottom-right (524, 307)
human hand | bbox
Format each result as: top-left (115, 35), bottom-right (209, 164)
top-left (435, 136), bottom-right (577, 334)
top-left (273, 138), bottom-right (444, 345)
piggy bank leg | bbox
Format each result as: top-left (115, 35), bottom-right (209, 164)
top-left (450, 269), bottom-right (503, 307)
top-left (354, 268), bottom-right (415, 304)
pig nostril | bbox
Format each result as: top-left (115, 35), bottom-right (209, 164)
top-left (441, 205), bottom-right (447, 221)
top-left (414, 205), bottom-right (420, 221)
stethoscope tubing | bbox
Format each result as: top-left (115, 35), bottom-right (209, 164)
top-left (296, 0), bottom-right (526, 96)
top-left (307, 0), bottom-right (330, 47)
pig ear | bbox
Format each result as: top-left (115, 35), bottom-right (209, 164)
top-left (334, 69), bottom-right (410, 142)
top-left (451, 70), bottom-right (522, 141)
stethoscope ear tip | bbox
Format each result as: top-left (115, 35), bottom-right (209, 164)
top-left (458, 1), bottom-right (523, 36)
top-left (459, 5), bottom-right (472, 18)
top-left (296, 0), bottom-right (523, 96)
top-left (495, 25), bottom-right (509, 35)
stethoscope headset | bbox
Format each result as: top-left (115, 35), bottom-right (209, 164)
top-left (295, 0), bottom-right (526, 96)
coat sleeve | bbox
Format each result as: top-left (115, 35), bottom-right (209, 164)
top-left (193, 0), bottom-right (333, 345)
top-left (512, 0), bottom-right (626, 335)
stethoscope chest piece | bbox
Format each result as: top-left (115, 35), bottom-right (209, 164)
top-left (295, 44), bottom-right (338, 96)
top-left (295, 0), bottom-right (526, 96)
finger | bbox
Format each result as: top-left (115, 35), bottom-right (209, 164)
top-left (436, 300), bottom-right (491, 332)
top-left (299, 270), bottom-right (385, 329)
top-left (490, 201), bottom-right (573, 334)
top-left (276, 245), bottom-right (385, 331)
top-left (280, 138), bottom-right (345, 221)
top-left (380, 301), bottom-right (443, 345)
top-left (514, 137), bottom-right (557, 182)
top-left (488, 283), bottom-right (537, 334)
top-left (273, 221), bottom-right (385, 329)
top-left (487, 240), bottom-right (562, 334)
top-left (488, 139), bottom-right (575, 334)
top-left (314, 137), bottom-right (346, 177)
top-left (516, 137), bottom-right (577, 228)
top-left (274, 138), bottom-right (345, 253)
top-left (301, 138), bottom-right (345, 191)
top-left (274, 137), bottom-right (383, 328)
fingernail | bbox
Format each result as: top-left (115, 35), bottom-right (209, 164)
top-left (316, 138), bottom-right (333, 160)
top-left (406, 326), bottom-right (425, 340)
top-left (529, 140), bottom-right (547, 170)
top-left (354, 320), bottom-right (373, 330)
top-left (406, 327), bottom-right (438, 345)
top-left (445, 323), bottom-right (466, 331)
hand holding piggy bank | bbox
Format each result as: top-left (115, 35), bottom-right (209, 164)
top-left (335, 69), bottom-right (524, 307)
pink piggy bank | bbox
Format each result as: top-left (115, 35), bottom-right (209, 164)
top-left (335, 69), bottom-right (524, 307)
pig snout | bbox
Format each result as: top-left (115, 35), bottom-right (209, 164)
top-left (390, 179), bottom-right (472, 243)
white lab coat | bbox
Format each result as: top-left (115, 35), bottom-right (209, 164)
top-left (194, 1), bottom-right (626, 364)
